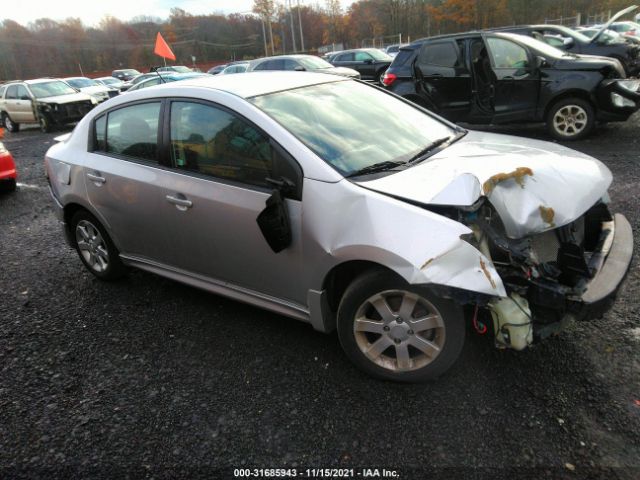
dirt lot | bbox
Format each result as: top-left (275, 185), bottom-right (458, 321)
top-left (0, 117), bottom-right (639, 479)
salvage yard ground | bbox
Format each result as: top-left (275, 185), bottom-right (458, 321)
top-left (0, 117), bottom-right (639, 479)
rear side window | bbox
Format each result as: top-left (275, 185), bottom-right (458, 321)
top-left (169, 101), bottom-right (275, 188)
top-left (101, 102), bottom-right (161, 162)
top-left (95, 115), bottom-right (106, 151)
top-left (419, 42), bottom-right (459, 67)
top-left (5, 85), bottom-right (18, 99)
top-left (0, 86), bottom-right (5, 98)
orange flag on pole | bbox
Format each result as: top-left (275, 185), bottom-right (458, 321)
top-left (154, 32), bottom-right (176, 61)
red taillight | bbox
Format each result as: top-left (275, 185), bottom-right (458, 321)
top-left (382, 72), bottom-right (397, 86)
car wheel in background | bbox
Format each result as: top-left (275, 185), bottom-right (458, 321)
top-left (546, 97), bottom-right (595, 141)
top-left (337, 269), bottom-right (465, 382)
top-left (0, 179), bottom-right (16, 193)
top-left (39, 114), bottom-right (52, 133)
top-left (2, 114), bottom-right (20, 133)
top-left (71, 210), bottom-right (126, 281)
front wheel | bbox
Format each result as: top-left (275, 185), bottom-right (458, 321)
top-left (71, 210), bottom-right (126, 280)
top-left (546, 98), bottom-right (595, 141)
top-left (337, 270), bottom-right (465, 382)
top-left (39, 114), bottom-right (52, 133)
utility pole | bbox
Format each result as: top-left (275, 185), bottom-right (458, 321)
top-left (289, 0), bottom-right (298, 53)
top-left (297, 0), bottom-right (305, 52)
top-left (261, 18), bottom-right (268, 56)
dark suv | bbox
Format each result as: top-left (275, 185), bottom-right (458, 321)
top-left (329, 48), bottom-right (393, 83)
top-left (383, 32), bottom-right (640, 140)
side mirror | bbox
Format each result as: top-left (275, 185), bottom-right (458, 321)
top-left (294, 65), bottom-right (305, 71)
top-left (364, 59), bottom-right (374, 64)
top-left (256, 187), bottom-right (292, 253)
top-left (563, 37), bottom-right (575, 48)
top-left (20, 95), bottom-right (31, 101)
top-left (535, 56), bottom-right (547, 69)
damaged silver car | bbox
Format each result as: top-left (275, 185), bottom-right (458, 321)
top-left (44, 73), bottom-right (633, 382)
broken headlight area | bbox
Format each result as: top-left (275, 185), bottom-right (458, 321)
top-left (456, 201), bottom-right (617, 351)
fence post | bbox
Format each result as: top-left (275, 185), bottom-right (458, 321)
top-left (576, 13), bottom-right (581, 26)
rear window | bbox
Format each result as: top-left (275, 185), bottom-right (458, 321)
top-left (392, 48), bottom-right (415, 66)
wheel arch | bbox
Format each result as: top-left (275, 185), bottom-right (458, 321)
top-left (62, 201), bottom-right (123, 251)
top-left (543, 89), bottom-right (596, 120)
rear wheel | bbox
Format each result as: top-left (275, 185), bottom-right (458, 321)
top-left (3, 114), bottom-right (20, 133)
top-left (337, 269), bottom-right (465, 382)
top-left (71, 210), bottom-right (126, 280)
top-left (546, 97), bottom-right (595, 141)
top-left (0, 179), bottom-right (16, 193)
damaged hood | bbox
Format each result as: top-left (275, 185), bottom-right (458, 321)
top-left (355, 131), bottom-right (612, 238)
top-left (37, 92), bottom-right (94, 104)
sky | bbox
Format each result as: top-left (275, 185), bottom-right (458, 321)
top-left (1, 0), bottom-right (355, 27)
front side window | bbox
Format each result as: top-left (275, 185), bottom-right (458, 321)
top-left (251, 80), bottom-right (455, 176)
top-left (486, 38), bottom-right (529, 69)
top-left (105, 102), bottom-right (160, 161)
top-left (169, 101), bottom-right (274, 188)
top-left (354, 51), bottom-right (373, 62)
top-left (16, 85), bottom-right (30, 100)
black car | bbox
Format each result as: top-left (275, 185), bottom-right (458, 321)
top-left (329, 48), bottom-right (393, 83)
top-left (491, 24), bottom-right (640, 75)
top-left (383, 31), bottom-right (640, 140)
top-left (111, 69), bottom-right (142, 81)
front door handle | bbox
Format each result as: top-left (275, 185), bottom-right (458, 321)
top-left (87, 172), bottom-right (106, 185)
top-left (166, 194), bottom-right (193, 211)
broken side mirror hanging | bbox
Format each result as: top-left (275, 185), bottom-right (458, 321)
top-left (256, 178), bottom-right (294, 253)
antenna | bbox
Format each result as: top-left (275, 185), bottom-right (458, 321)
top-left (150, 66), bottom-right (167, 84)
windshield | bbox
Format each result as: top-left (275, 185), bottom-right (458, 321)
top-left (66, 78), bottom-right (98, 88)
top-left (171, 66), bottom-right (192, 73)
top-left (100, 78), bottom-right (120, 85)
top-left (299, 56), bottom-right (334, 70)
top-left (123, 69), bottom-right (141, 76)
top-left (29, 81), bottom-right (77, 98)
top-left (581, 29), bottom-right (624, 44)
top-left (250, 81), bottom-right (456, 176)
top-left (366, 49), bottom-right (393, 61)
top-left (497, 33), bottom-right (570, 58)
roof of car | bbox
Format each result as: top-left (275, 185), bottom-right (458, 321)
top-left (24, 78), bottom-right (66, 85)
top-left (136, 71), bottom-right (347, 99)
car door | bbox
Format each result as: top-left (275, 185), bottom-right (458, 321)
top-left (353, 51), bottom-right (377, 79)
top-left (484, 35), bottom-right (540, 122)
top-left (84, 101), bottom-right (180, 265)
top-left (414, 40), bottom-right (472, 121)
top-left (159, 99), bottom-right (305, 302)
top-left (5, 85), bottom-right (35, 123)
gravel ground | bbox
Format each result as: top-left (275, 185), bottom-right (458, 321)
top-left (0, 117), bottom-right (639, 479)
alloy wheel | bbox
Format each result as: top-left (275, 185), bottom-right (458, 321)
top-left (75, 220), bottom-right (109, 273)
top-left (353, 289), bottom-right (446, 372)
top-left (553, 105), bottom-right (588, 137)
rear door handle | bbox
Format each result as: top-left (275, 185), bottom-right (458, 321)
top-left (166, 194), bottom-right (193, 211)
top-left (87, 172), bottom-right (106, 184)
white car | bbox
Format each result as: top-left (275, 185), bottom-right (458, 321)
top-left (64, 77), bottom-right (118, 103)
top-left (44, 73), bottom-right (632, 382)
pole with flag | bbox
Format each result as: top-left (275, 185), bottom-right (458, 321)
top-left (154, 32), bottom-right (176, 67)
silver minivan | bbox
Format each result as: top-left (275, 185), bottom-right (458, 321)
top-left (45, 73), bottom-right (632, 382)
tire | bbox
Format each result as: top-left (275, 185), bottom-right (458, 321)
top-left (546, 97), bottom-right (595, 141)
top-left (337, 269), bottom-right (465, 382)
top-left (376, 69), bottom-right (386, 85)
top-left (2, 113), bottom-right (20, 133)
top-left (0, 179), bottom-right (16, 193)
top-left (39, 114), bottom-right (52, 133)
top-left (70, 210), bottom-right (126, 281)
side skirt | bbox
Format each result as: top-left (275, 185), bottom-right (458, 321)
top-left (120, 254), bottom-right (311, 324)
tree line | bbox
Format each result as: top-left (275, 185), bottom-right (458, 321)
top-left (0, 0), bottom-right (633, 80)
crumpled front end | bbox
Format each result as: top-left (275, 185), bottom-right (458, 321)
top-left (596, 79), bottom-right (640, 121)
top-left (462, 200), bottom-right (633, 350)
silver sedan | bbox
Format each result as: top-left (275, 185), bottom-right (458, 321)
top-left (44, 73), bottom-right (632, 382)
